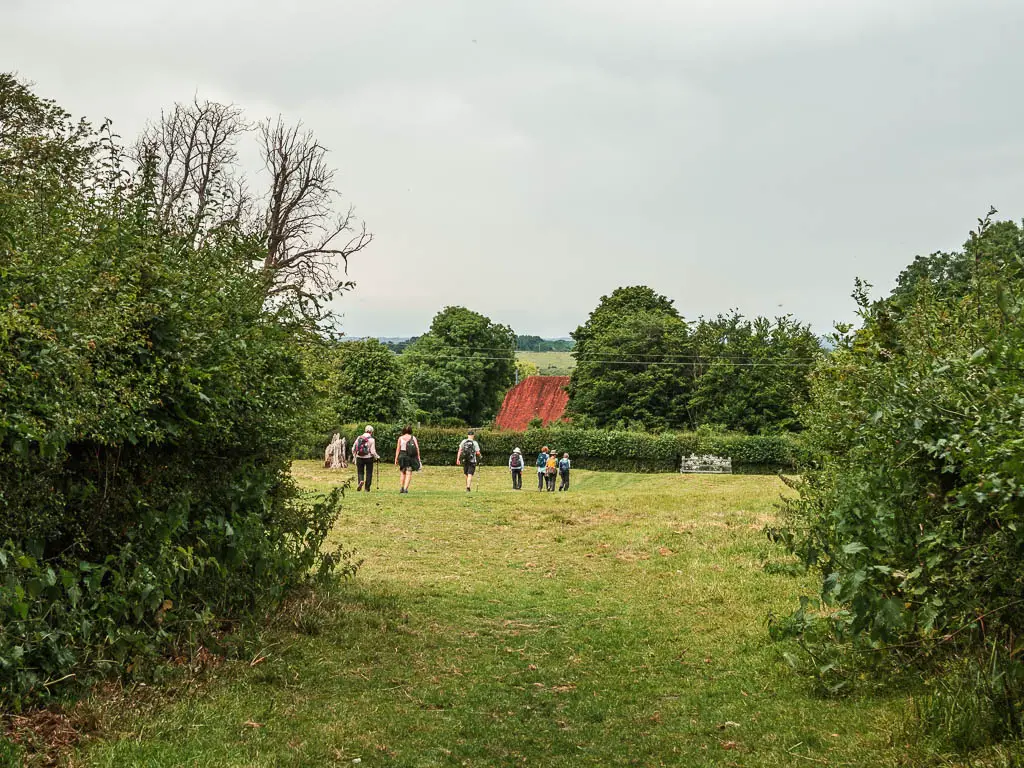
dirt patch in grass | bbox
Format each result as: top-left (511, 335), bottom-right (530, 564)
top-left (3, 709), bottom-right (94, 766)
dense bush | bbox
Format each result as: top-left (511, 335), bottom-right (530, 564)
top-left (299, 424), bottom-right (805, 472)
top-left (771, 213), bottom-right (1024, 746)
top-left (0, 77), bottom-right (352, 707)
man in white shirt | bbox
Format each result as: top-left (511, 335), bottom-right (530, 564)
top-left (455, 430), bottom-right (481, 492)
top-left (353, 425), bottom-right (380, 491)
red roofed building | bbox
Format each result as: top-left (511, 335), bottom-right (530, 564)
top-left (495, 376), bottom-right (571, 431)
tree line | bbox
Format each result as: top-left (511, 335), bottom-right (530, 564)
top-left (516, 335), bottom-right (574, 352)
top-left (306, 290), bottom-right (822, 437)
top-left (304, 305), bottom-right (518, 429)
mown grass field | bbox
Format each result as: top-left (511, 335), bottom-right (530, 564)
top-left (72, 464), bottom-right (950, 767)
top-left (516, 351), bottom-right (575, 376)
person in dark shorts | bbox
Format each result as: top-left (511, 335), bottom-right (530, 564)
top-left (394, 425), bottom-right (421, 494)
top-left (557, 452), bottom-right (571, 491)
top-left (536, 446), bottom-right (549, 491)
top-left (353, 425), bottom-right (380, 491)
top-left (455, 430), bottom-right (481, 492)
top-left (508, 447), bottom-right (524, 490)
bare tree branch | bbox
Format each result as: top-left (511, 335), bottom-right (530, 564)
top-left (259, 117), bottom-right (372, 319)
top-left (131, 103), bottom-right (371, 322)
top-left (134, 98), bottom-right (250, 240)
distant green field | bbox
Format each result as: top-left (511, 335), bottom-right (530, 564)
top-left (517, 350), bottom-right (575, 376)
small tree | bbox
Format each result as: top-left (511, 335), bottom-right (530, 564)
top-left (688, 312), bottom-right (821, 433)
top-left (568, 286), bottom-right (694, 430)
top-left (402, 306), bottom-right (516, 424)
top-left (331, 339), bottom-right (407, 424)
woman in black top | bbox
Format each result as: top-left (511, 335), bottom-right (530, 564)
top-left (394, 425), bottom-right (421, 494)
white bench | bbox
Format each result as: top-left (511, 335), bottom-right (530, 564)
top-left (679, 454), bottom-right (733, 474)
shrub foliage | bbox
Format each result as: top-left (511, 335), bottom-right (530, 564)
top-left (771, 212), bottom-right (1024, 742)
top-left (0, 76), bottom-right (351, 707)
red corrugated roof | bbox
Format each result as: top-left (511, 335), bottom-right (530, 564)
top-left (495, 376), bottom-right (570, 431)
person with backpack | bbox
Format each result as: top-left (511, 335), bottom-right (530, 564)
top-left (394, 425), bottom-right (421, 494)
top-left (557, 452), bottom-right (571, 491)
top-left (455, 430), bottom-right (481, 492)
top-left (353, 425), bottom-right (380, 492)
top-left (536, 446), bottom-right (549, 491)
top-left (508, 447), bottom-right (524, 490)
top-left (544, 449), bottom-right (559, 492)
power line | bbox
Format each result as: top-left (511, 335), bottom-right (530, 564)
top-left (397, 347), bottom-right (822, 363)
top-left (415, 354), bottom-right (820, 368)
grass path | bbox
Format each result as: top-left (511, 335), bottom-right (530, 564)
top-left (79, 464), bottom-right (926, 767)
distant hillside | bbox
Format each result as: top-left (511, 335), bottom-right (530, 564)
top-left (376, 335), bottom-right (573, 355)
top-left (516, 335), bottom-right (575, 352)
top-left (381, 337), bottom-right (418, 353)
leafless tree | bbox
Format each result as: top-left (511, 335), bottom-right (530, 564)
top-left (135, 102), bottom-right (371, 322)
top-left (259, 117), bottom-right (371, 317)
top-left (135, 98), bottom-right (250, 241)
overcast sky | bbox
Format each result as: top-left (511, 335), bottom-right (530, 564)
top-left (5, 0), bottom-right (1024, 338)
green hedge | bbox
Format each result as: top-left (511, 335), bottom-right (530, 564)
top-left (300, 425), bottom-right (806, 473)
top-left (0, 78), bottom-right (352, 709)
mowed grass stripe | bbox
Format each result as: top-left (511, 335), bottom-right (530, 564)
top-left (80, 465), bottom-right (922, 767)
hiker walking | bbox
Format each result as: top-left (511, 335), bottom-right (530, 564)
top-left (455, 430), bottom-right (481, 492)
top-left (544, 450), bottom-right (559, 491)
top-left (394, 425), bottom-right (421, 494)
top-left (557, 452), bottom-right (571, 491)
top-left (536, 446), bottom-right (549, 491)
top-left (508, 447), bottom-right (524, 490)
top-left (353, 425), bottom-right (380, 491)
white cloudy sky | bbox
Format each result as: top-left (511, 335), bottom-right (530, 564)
top-left (5, 0), bottom-right (1024, 337)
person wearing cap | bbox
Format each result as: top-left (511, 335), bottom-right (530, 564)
top-left (544, 449), bottom-right (559, 492)
top-left (536, 446), bottom-right (549, 491)
top-left (508, 447), bottom-right (525, 490)
top-left (455, 430), bottom-right (482, 492)
top-left (353, 425), bottom-right (380, 492)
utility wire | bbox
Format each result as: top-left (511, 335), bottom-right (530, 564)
top-left (392, 344), bottom-right (823, 360)
top-left (413, 354), bottom-right (820, 367)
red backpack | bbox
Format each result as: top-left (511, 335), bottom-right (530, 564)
top-left (354, 435), bottom-right (372, 458)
